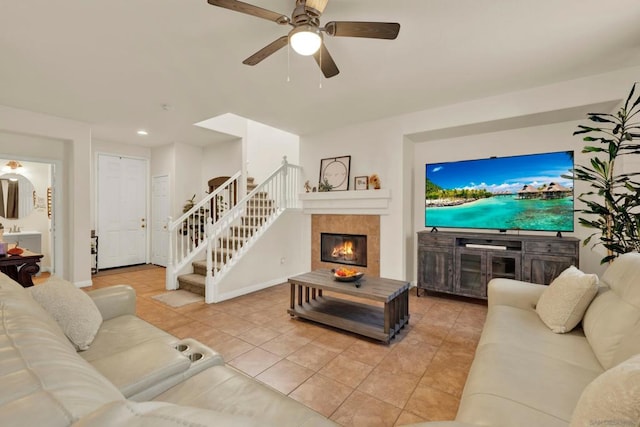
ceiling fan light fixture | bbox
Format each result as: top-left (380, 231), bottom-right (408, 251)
top-left (289, 25), bottom-right (322, 56)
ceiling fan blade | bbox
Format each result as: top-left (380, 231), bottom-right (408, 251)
top-left (305, 0), bottom-right (328, 14)
top-left (207, 0), bottom-right (290, 25)
top-left (324, 21), bottom-right (400, 39)
top-left (313, 43), bottom-right (339, 78)
top-left (243, 36), bottom-right (289, 66)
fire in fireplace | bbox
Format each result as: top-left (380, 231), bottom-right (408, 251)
top-left (320, 233), bottom-right (367, 267)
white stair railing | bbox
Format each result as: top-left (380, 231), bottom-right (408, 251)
top-left (204, 157), bottom-right (302, 302)
top-left (165, 158), bottom-right (302, 298)
top-left (166, 172), bottom-right (241, 289)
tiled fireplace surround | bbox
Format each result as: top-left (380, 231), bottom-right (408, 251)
top-left (301, 189), bottom-right (391, 277)
top-left (311, 214), bottom-right (381, 277)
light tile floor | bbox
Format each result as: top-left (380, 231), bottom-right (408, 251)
top-left (81, 266), bottom-right (487, 427)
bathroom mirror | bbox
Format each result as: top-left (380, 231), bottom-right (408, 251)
top-left (0, 173), bottom-right (35, 219)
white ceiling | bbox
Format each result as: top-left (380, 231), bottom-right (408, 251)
top-left (2, 0), bottom-right (640, 147)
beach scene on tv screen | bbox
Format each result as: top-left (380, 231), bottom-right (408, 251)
top-left (425, 151), bottom-right (574, 232)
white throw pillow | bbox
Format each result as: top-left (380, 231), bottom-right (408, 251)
top-left (29, 275), bottom-right (103, 350)
top-left (536, 266), bottom-right (598, 333)
top-left (570, 354), bottom-right (640, 427)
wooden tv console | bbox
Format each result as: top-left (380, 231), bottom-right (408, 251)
top-left (417, 231), bottom-right (579, 299)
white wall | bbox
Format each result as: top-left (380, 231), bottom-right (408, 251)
top-left (246, 121), bottom-right (299, 183)
top-left (92, 139), bottom-right (151, 158)
top-left (0, 131), bottom-right (66, 160)
top-left (412, 120), bottom-right (607, 275)
top-left (3, 66), bottom-right (637, 288)
top-left (299, 66), bottom-right (640, 282)
top-left (174, 143), bottom-right (205, 218)
top-left (215, 209), bottom-right (308, 301)
top-left (201, 139), bottom-right (242, 185)
top-left (300, 117), bottom-right (407, 281)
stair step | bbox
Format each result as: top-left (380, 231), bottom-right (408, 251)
top-left (177, 274), bottom-right (205, 296)
top-left (246, 199), bottom-right (274, 208)
top-left (217, 248), bottom-right (234, 263)
top-left (242, 216), bottom-right (267, 227)
top-left (191, 259), bottom-right (230, 277)
top-left (244, 206), bottom-right (276, 216)
top-left (231, 225), bottom-right (257, 237)
top-left (246, 177), bottom-right (257, 193)
top-left (219, 236), bottom-right (245, 250)
top-left (189, 249), bottom-right (234, 266)
top-left (192, 260), bottom-right (207, 276)
top-left (249, 191), bottom-right (269, 199)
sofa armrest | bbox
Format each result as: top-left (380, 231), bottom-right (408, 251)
top-left (487, 278), bottom-right (546, 311)
top-left (87, 285), bottom-right (136, 320)
top-left (91, 340), bottom-right (191, 398)
top-left (73, 400), bottom-right (270, 427)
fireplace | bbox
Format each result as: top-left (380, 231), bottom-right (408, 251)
top-left (320, 233), bottom-right (367, 267)
top-left (312, 214), bottom-right (379, 276)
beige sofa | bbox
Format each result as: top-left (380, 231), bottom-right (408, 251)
top-left (415, 252), bottom-right (640, 427)
top-left (0, 272), bottom-right (336, 427)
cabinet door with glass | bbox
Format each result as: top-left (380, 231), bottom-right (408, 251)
top-left (455, 248), bottom-right (487, 298)
top-left (455, 249), bottom-right (521, 299)
top-left (487, 251), bottom-right (521, 282)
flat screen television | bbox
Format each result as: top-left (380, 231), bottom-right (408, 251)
top-left (425, 151), bottom-right (574, 232)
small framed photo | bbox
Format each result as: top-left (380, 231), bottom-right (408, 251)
top-left (354, 176), bottom-right (369, 190)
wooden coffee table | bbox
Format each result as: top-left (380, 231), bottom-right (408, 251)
top-left (288, 270), bottom-right (410, 343)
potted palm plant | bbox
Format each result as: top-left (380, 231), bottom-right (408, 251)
top-left (566, 83), bottom-right (640, 264)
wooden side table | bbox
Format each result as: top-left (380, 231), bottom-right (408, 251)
top-left (0, 248), bottom-right (44, 288)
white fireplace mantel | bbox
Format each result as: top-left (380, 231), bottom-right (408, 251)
top-left (299, 189), bottom-right (391, 215)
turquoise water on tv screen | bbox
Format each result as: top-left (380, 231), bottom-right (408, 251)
top-left (425, 195), bottom-right (574, 232)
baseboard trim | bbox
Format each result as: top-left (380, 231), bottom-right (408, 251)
top-left (214, 271), bottom-right (306, 303)
top-left (75, 280), bottom-right (93, 288)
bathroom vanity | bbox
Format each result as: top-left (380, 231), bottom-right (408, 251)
top-left (2, 231), bottom-right (42, 254)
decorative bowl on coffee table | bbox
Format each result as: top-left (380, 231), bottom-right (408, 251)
top-left (333, 272), bottom-right (364, 282)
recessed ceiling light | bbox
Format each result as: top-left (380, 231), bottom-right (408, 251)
top-left (137, 130), bottom-right (148, 136)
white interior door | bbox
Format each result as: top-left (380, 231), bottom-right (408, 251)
top-left (98, 155), bottom-right (147, 269)
top-left (151, 175), bottom-right (169, 267)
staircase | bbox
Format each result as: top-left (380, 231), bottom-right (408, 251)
top-left (166, 158), bottom-right (301, 303)
top-left (176, 177), bottom-right (274, 296)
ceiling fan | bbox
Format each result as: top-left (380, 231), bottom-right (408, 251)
top-left (206, 0), bottom-right (401, 78)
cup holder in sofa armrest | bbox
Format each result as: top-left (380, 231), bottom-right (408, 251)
top-left (173, 338), bottom-right (222, 367)
top-left (189, 352), bottom-right (204, 362)
top-left (127, 338), bottom-right (225, 402)
top-left (175, 343), bottom-right (189, 353)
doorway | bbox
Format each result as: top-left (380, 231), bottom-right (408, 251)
top-left (97, 154), bottom-right (147, 269)
top-left (0, 157), bottom-right (56, 274)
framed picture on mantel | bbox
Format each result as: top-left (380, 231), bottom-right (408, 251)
top-left (319, 155), bottom-right (351, 191)
top-left (354, 176), bottom-right (369, 190)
